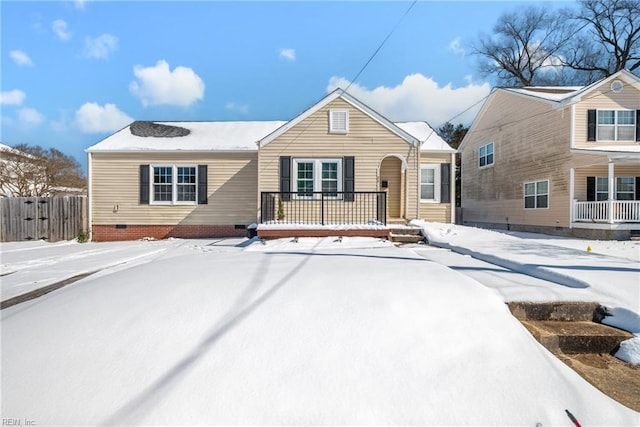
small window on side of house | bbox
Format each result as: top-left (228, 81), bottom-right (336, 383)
top-left (479, 142), bottom-right (494, 168)
top-left (329, 109), bottom-right (349, 134)
top-left (420, 164), bottom-right (440, 202)
top-left (524, 179), bottom-right (549, 209)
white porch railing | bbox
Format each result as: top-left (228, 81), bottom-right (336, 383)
top-left (574, 200), bottom-right (640, 223)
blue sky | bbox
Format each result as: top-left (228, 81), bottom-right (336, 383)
top-left (1, 0), bottom-right (574, 171)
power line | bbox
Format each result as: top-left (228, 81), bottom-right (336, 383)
top-left (344, 0), bottom-right (418, 94)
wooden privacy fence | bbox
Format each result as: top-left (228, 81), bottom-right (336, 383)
top-left (0, 196), bottom-right (86, 242)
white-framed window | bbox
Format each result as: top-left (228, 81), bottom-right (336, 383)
top-left (616, 177), bottom-right (635, 200)
top-left (420, 164), bottom-right (440, 202)
top-left (595, 176), bottom-right (636, 201)
top-left (479, 142), bottom-right (494, 168)
top-left (151, 165), bottom-right (197, 204)
top-left (524, 179), bottom-right (549, 209)
top-left (329, 109), bottom-right (349, 134)
top-left (596, 177), bottom-right (609, 201)
top-left (597, 110), bottom-right (636, 141)
top-left (293, 158), bottom-right (343, 197)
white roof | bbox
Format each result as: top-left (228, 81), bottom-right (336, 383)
top-left (395, 122), bottom-right (455, 153)
top-left (87, 118), bottom-right (455, 154)
top-left (87, 121), bottom-right (287, 152)
top-left (87, 90), bottom-right (455, 154)
top-left (504, 87), bottom-right (583, 102)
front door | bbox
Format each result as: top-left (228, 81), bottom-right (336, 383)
top-left (380, 157), bottom-right (402, 219)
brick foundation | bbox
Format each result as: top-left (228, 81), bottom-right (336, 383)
top-left (257, 228), bottom-right (390, 240)
top-left (92, 224), bottom-right (247, 242)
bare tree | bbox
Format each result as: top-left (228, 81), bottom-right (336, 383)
top-left (0, 144), bottom-right (85, 197)
top-left (563, 0), bottom-right (640, 79)
top-left (472, 6), bottom-right (576, 86)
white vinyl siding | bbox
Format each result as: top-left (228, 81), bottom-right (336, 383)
top-left (151, 165), bottom-right (197, 204)
top-left (524, 180), bottom-right (549, 209)
top-left (420, 164), bottom-right (440, 202)
top-left (597, 110), bottom-right (636, 141)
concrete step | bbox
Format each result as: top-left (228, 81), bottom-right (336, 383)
top-left (520, 320), bottom-right (632, 355)
top-left (388, 225), bottom-right (424, 244)
top-left (387, 226), bottom-right (423, 235)
top-left (390, 233), bottom-right (425, 244)
top-left (507, 301), bottom-right (602, 322)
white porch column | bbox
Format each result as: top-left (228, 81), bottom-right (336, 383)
top-left (608, 159), bottom-right (615, 224)
top-left (569, 168), bottom-right (575, 227)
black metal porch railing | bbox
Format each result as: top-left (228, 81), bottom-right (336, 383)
top-left (260, 191), bottom-right (387, 226)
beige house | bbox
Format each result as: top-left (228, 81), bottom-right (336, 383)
top-left (459, 70), bottom-right (640, 240)
top-left (87, 89), bottom-right (455, 241)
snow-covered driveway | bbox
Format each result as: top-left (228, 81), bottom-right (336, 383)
top-left (1, 237), bottom-right (637, 425)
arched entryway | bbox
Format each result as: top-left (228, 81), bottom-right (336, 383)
top-left (379, 155), bottom-right (406, 220)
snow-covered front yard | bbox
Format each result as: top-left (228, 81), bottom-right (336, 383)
top-left (1, 227), bottom-right (638, 425)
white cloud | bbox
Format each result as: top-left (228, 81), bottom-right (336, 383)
top-left (326, 73), bottom-right (490, 126)
top-left (10, 50), bottom-right (34, 67)
top-left (225, 102), bottom-right (250, 114)
top-left (1, 90), bottom-right (26, 106)
top-left (528, 41), bottom-right (564, 74)
top-left (52, 19), bottom-right (71, 41)
top-left (74, 0), bottom-right (89, 9)
top-left (83, 34), bottom-right (118, 59)
top-left (448, 37), bottom-right (466, 57)
top-left (279, 48), bottom-right (296, 62)
top-left (74, 102), bottom-right (133, 133)
top-left (129, 60), bottom-right (205, 107)
top-left (18, 107), bottom-right (45, 127)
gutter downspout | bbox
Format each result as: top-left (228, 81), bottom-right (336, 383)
top-left (416, 140), bottom-right (422, 221)
top-left (451, 151), bottom-right (456, 224)
top-left (608, 159), bottom-right (615, 224)
top-left (87, 151), bottom-right (92, 241)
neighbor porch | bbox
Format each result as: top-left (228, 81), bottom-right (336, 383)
top-left (570, 156), bottom-right (640, 232)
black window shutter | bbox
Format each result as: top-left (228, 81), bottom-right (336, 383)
top-left (139, 164), bottom-right (150, 204)
top-left (635, 177), bottom-right (640, 200)
top-left (587, 110), bottom-right (596, 141)
top-left (197, 165), bottom-right (208, 205)
top-left (344, 156), bottom-right (355, 202)
top-left (441, 163), bottom-right (451, 203)
top-left (586, 176), bottom-right (596, 201)
top-left (636, 110), bottom-right (640, 141)
top-left (280, 156), bottom-right (291, 201)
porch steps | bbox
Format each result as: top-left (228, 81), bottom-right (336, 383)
top-left (506, 301), bottom-right (639, 411)
top-left (387, 224), bottom-right (425, 245)
top-left (507, 302), bottom-right (632, 355)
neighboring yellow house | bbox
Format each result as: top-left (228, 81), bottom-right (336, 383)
top-left (459, 70), bottom-right (640, 240)
top-left (87, 89), bottom-right (455, 241)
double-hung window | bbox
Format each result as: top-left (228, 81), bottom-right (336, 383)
top-left (595, 177), bottom-right (609, 201)
top-left (152, 165), bottom-right (197, 204)
top-left (597, 110), bottom-right (636, 141)
top-left (479, 142), bottom-right (494, 168)
top-left (594, 176), bottom-right (635, 201)
top-left (293, 159), bottom-right (342, 197)
top-left (524, 180), bottom-right (549, 209)
top-left (420, 165), bottom-right (440, 202)
top-left (616, 177), bottom-right (635, 200)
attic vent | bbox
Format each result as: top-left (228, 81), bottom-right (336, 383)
top-left (329, 109), bottom-right (349, 134)
top-left (130, 121), bottom-right (191, 138)
top-left (610, 80), bottom-right (623, 93)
